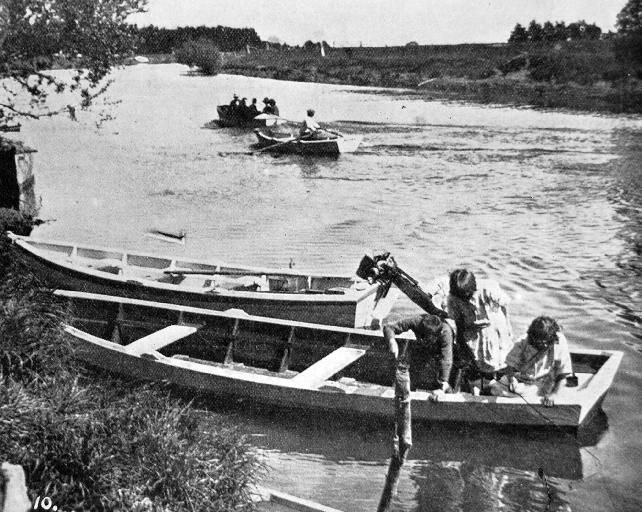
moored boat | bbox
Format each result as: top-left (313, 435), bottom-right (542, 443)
top-left (215, 105), bottom-right (284, 128)
top-left (57, 290), bottom-right (623, 429)
top-left (254, 129), bottom-right (363, 156)
top-left (0, 123), bottom-right (21, 132)
top-left (8, 232), bottom-right (396, 328)
top-left (254, 488), bottom-right (344, 512)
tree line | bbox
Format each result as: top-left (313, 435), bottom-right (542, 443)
top-left (508, 20), bottom-right (602, 43)
top-left (135, 25), bottom-right (263, 54)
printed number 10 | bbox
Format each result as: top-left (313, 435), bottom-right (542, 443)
top-left (33, 496), bottom-right (54, 510)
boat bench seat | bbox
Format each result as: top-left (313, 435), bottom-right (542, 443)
top-left (291, 346), bottom-right (367, 388)
top-left (125, 325), bottom-right (200, 356)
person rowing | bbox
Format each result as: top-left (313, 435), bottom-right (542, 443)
top-left (298, 109), bottom-right (338, 140)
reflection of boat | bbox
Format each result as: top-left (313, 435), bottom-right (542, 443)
top-left (9, 233), bottom-right (393, 328)
top-left (215, 105), bottom-right (284, 128)
top-left (254, 129), bottom-right (363, 156)
top-left (58, 290), bottom-right (622, 429)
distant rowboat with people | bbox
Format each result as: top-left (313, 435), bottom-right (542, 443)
top-left (215, 105), bottom-right (285, 128)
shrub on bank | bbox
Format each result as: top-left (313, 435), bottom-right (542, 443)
top-left (175, 38), bottom-right (222, 75)
top-left (0, 244), bottom-right (262, 511)
top-left (0, 208), bottom-right (33, 236)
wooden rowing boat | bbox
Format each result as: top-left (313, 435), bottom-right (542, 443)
top-left (9, 233), bottom-right (395, 328)
top-left (254, 130), bottom-right (363, 156)
top-left (215, 105), bottom-right (284, 128)
top-left (57, 290), bottom-right (623, 429)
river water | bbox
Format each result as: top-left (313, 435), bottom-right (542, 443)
top-left (14, 64), bottom-right (641, 511)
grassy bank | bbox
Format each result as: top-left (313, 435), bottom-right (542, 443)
top-left (219, 41), bottom-right (642, 114)
top-left (0, 212), bottom-right (262, 511)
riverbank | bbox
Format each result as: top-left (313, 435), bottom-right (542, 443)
top-left (0, 213), bottom-right (262, 511)
top-left (219, 42), bottom-right (642, 114)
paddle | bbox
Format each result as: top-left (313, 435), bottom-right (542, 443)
top-left (163, 268), bottom-right (306, 278)
top-left (253, 136), bottom-right (298, 154)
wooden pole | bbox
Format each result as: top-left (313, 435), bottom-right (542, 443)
top-left (377, 366), bottom-right (412, 512)
top-left (1, 462), bottom-right (31, 512)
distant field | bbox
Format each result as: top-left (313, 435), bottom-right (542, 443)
top-left (219, 41), bottom-right (641, 113)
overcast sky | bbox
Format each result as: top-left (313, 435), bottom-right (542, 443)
top-left (130, 0), bottom-right (626, 46)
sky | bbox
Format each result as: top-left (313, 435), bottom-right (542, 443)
top-left (129, 0), bottom-right (627, 46)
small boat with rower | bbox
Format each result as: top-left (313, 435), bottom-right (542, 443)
top-left (254, 129), bottom-right (363, 156)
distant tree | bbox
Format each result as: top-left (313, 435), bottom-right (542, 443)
top-left (616, 0), bottom-right (642, 34)
top-left (0, 0), bottom-right (146, 122)
top-left (303, 40), bottom-right (317, 51)
top-left (405, 41), bottom-right (419, 47)
top-left (584, 23), bottom-right (602, 40)
top-left (542, 21), bottom-right (557, 42)
top-left (527, 20), bottom-right (543, 42)
top-left (174, 38), bottom-right (222, 75)
top-left (614, 0), bottom-right (642, 76)
top-left (508, 24), bottom-right (528, 43)
top-left (554, 21), bottom-right (568, 41)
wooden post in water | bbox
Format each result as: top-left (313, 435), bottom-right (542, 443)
top-left (377, 367), bottom-right (412, 512)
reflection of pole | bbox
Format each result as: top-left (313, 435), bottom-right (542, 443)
top-left (377, 367), bottom-right (412, 512)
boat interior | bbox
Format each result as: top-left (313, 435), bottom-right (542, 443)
top-left (24, 240), bottom-right (359, 294)
top-left (62, 292), bottom-right (611, 400)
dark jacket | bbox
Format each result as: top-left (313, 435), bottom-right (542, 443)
top-left (383, 314), bottom-right (454, 384)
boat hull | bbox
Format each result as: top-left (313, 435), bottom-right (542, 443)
top-left (9, 234), bottom-right (394, 328)
top-left (255, 130), bottom-right (363, 155)
top-left (59, 291), bottom-right (623, 429)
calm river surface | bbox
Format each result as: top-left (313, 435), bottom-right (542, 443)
top-left (15, 64), bottom-right (642, 512)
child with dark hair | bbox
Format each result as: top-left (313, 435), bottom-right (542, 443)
top-left (439, 269), bottom-right (514, 393)
top-left (490, 316), bottom-right (573, 399)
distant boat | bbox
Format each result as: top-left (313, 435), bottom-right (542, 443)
top-left (58, 290), bottom-right (623, 429)
top-left (134, 55), bottom-right (150, 63)
top-left (254, 130), bottom-right (363, 156)
top-left (0, 123), bottom-right (21, 132)
top-left (214, 105), bottom-right (286, 128)
top-left (9, 233), bottom-right (396, 328)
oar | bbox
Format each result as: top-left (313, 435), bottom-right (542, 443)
top-left (163, 268), bottom-right (306, 278)
top-left (253, 137), bottom-right (298, 154)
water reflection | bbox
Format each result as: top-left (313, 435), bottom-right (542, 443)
top-left (214, 402), bottom-right (602, 512)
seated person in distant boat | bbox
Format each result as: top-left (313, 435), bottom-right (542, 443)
top-left (237, 97), bottom-right (249, 119)
top-left (268, 99), bottom-right (280, 116)
top-left (248, 98), bottom-right (260, 117)
top-left (383, 314), bottom-right (454, 394)
top-left (229, 94), bottom-right (240, 108)
top-left (489, 316), bottom-right (573, 400)
top-left (430, 268), bottom-right (514, 394)
top-left (262, 97), bottom-right (273, 114)
top-left (299, 109), bottom-right (321, 138)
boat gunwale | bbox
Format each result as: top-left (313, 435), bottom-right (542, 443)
top-left (54, 289), bottom-right (402, 336)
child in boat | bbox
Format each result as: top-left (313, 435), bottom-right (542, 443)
top-left (489, 316), bottom-right (573, 398)
top-left (383, 314), bottom-right (455, 394)
top-left (428, 269), bottom-right (514, 393)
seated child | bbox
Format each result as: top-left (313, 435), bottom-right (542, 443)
top-left (490, 316), bottom-right (573, 399)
